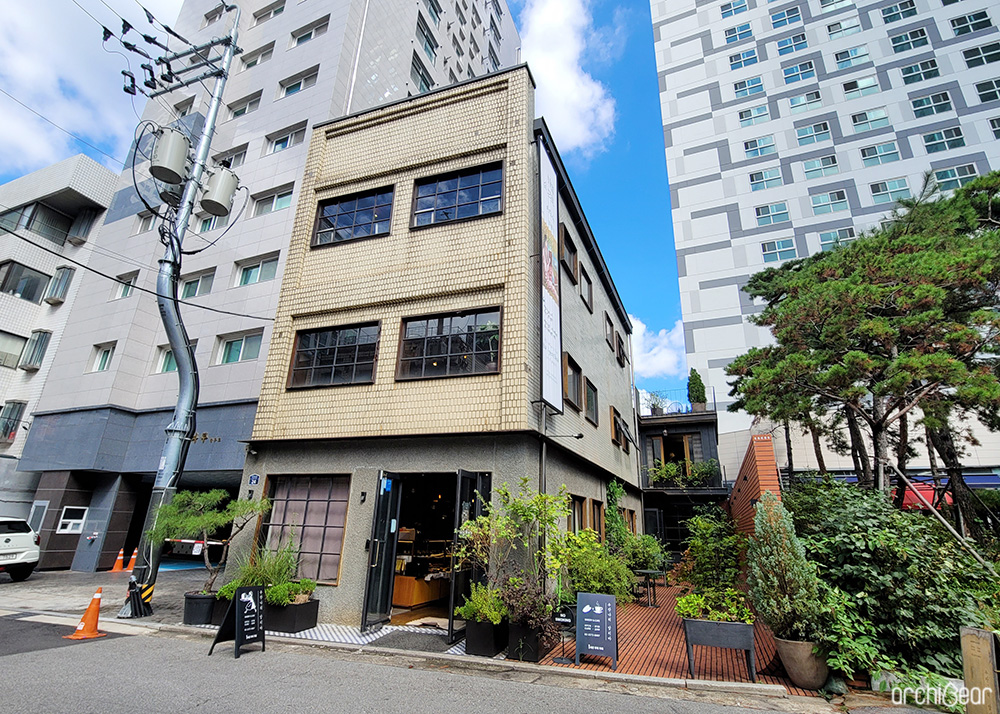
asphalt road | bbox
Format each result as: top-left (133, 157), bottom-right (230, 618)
top-left (0, 615), bottom-right (792, 714)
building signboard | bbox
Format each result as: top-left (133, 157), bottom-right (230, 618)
top-left (574, 591), bottom-right (617, 670)
top-left (539, 138), bottom-right (563, 412)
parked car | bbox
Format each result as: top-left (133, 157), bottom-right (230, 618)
top-left (0, 517), bottom-right (41, 581)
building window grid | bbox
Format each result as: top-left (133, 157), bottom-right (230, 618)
top-left (281, 72), bottom-right (318, 97)
top-left (254, 190), bottom-right (293, 217)
top-left (789, 90), bottom-right (821, 113)
top-left (803, 155), bottom-right (840, 179)
top-left (738, 104), bottom-right (770, 126)
top-left (0, 401), bottom-right (26, 442)
top-left (725, 23), bottom-right (752, 44)
top-left (778, 33), bottom-right (808, 56)
top-left (861, 141), bottom-right (901, 166)
top-left (413, 164), bottom-right (501, 227)
top-left (935, 165), bottom-right (978, 190)
top-left (417, 14), bottom-right (438, 62)
top-left (783, 61), bottom-right (815, 84)
top-left (734, 76), bottom-right (764, 97)
top-left (990, 117), bottom-right (1000, 138)
top-left (835, 45), bottom-right (870, 70)
top-left (181, 272), bottom-right (214, 298)
top-left (912, 92), bottom-right (952, 117)
top-left (820, 227), bottom-right (856, 251)
top-left (92, 344), bottom-right (115, 372)
top-left (923, 127), bottom-right (966, 153)
top-left (844, 75), bottom-right (880, 99)
top-left (19, 330), bottom-right (51, 370)
top-left (0, 261), bottom-right (50, 304)
top-left (315, 188), bottom-right (394, 246)
top-left (828, 18), bottom-right (861, 39)
top-left (820, 0), bottom-right (852, 10)
top-left (891, 28), bottom-right (930, 53)
top-left (882, 1), bottom-right (917, 24)
top-left (398, 309), bottom-right (501, 380)
top-left (289, 323), bottom-right (379, 388)
top-left (952, 11), bottom-right (992, 36)
top-left (730, 49), bottom-right (758, 70)
top-left (771, 6), bottom-right (801, 28)
top-left (977, 78), bottom-right (1000, 102)
top-left (755, 202), bottom-right (790, 226)
top-left (871, 178), bottom-right (911, 204)
top-left (796, 121), bottom-right (831, 145)
top-left (762, 239), bottom-right (796, 263)
top-left (964, 43), bottom-right (1000, 68)
top-left (852, 107), bottom-right (890, 133)
top-left (221, 333), bottom-right (262, 364)
top-left (744, 135), bottom-right (776, 158)
top-left (239, 257), bottom-right (278, 286)
top-left (812, 190), bottom-right (849, 214)
top-left (750, 167), bottom-right (783, 191)
top-left (722, 0), bottom-right (748, 18)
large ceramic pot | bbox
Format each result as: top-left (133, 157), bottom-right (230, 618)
top-left (774, 637), bottom-right (829, 690)
top-left (183, 592), bottom-right (216, 625)
top-left (465, 619), bottom-right (508, 657)
top-left (682, 618), bottom-right (756, 680)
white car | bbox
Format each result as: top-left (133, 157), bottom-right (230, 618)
top-left (0, 517), bottom-right (40, 581)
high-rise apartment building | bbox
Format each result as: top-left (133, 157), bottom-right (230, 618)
top-left (18, 0), bottom-right (520, 570)
top-left (652, 0), bottom-right (1000, 473)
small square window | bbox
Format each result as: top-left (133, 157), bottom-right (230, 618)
top-left (738, 105), bottom-right (769, 127)
top-left (871, 178), bottom-right (911, 204)
top-left (820, 227), bottom-right (856, 251)
top-left (990, 117), bottom-right (1000, 139)
top-left (923, 127), bottom-right (965, 153)
top-left (902, 59), bottom-right (940, 85)
top-left (281, 70), bottom-right (318, 97)
top-left (137, 214), bottom-right (156, 234)
top-left (239, 256), bottom-right (278, 286)
top-left (254, 189), bottom-right (293, 217)
top-left (803, 155), bottom-right (839, 180)
top-left (911, 92), bottom-right (952, 117)
top-left (811, 190), bottom-right (849, 215)
top-left (789, 90), bottom-right (821, 114)
top-left (198, 214), bottom-right (227, 233)
top-left (762, 238), bottom-right (796, 263)
top-left (755, 202), bottom-right (789, 226)
top-left (253, 3), bottom-right (284, 26)
top-left (242, 45), bottom-right (274, 71)
top-left (181, 271), bottom-right (214, 298)
top-left (860, 141), bottom-right (900, 166)
top-left (844, 76), bottom-right (879, 99)
top-left (0, 401), bottom-right (26, 443)
top-left (229, 94), bottom-right (260, 119)
top-left (91, 343), bottom-right (115, 372)
top-left (269, 128), bottom-right (306, 154)
top-left (57, 506), bottom-right (88, 534)
top-left (19, 330), bottom-right (51, 371)
top-left (114, 272), bottom-right (138, 300)
top-left (221, 333), bottom-right (262, 364)
top-left (292, 22), bottom-right (327, 46)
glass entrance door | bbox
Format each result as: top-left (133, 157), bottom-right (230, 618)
top-left (448, 470), bottom-right (491, 643)
top-left (361, 471), bottom-right (402, 632)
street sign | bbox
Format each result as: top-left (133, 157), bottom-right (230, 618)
top-left (575, 592), bottom-right (617, 670)
top-left (209, 586), bottom-right (265, 659)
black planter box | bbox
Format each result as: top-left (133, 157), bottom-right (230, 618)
top-left (507, 622), bottom-right (551, 662)
top-left (263, 598), bottom-right (319, 633)
top-left (465, 619), bottom-right (508, 657)
top-left (682, 618), bottom-right (756, 681)
top-left (211, 597), bottom-right (228, 626)
top-left (183, 592), bottom-right (216, 625)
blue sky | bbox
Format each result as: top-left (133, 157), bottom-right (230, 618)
top-left (0, 0), bottom-right (687, 395)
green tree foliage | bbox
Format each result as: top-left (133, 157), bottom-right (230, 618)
top-left (147, 489), bottom-right (270, 593)
top-left (687, 368), bottom-right (707, 404)
top-left (670, 508), bottom-right (745, 592)
top-left (747, 492), bottom-right (823, 641)
top-left (784, 481), bottom-right (998, 675)
top-left (559, 529), bottom-right (635, 603)
top-left (604, 480), bottom-right (631, 555)
top-left (726, 173), bottom-right (1000, 490)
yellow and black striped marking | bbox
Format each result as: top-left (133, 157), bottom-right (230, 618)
top-left (140, 585), bottom-right (154, 603)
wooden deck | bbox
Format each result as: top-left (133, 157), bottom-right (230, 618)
top-left (540, 584), bottom-right (814, 697)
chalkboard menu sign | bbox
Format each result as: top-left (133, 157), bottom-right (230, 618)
top-left (575, 592), bottom-right (617, 670)
top-left (209, 586), bottom-right (266, 659)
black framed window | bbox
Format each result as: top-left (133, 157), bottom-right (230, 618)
top-left (314, 188), bottom-right (393, 246)
top-left (290, 323), bottom-right (379, 388)
top-left (412, 163), bottom-right (502, 226)
top-left (585, 379), bottom-right (599, 425)
top-left (398, 308), bottom-right (500, 379)
top-left (563, 353), bottom-right (582, 410)
top-left (263, 475), bottom-right (350, 583)
top-left (580, 267), bottom-right (593, 312)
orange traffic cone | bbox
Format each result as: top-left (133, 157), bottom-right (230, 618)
top-left (125, 548), bottom-right (137, 571)
top-left (63, 587), bottom-right (108, 640)
top-left (110, 549), bottom-right (125, 572)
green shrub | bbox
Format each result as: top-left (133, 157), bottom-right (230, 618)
top-left (217, 538), bottom-right (312, 605)
top-left (621, 533), bottom-right (664, 571)
top-left (604, 480), bottom-right (631, 555)
top-left (687, 368), bottom-right (707, 404)
top-left (670, 508), bottom-right (744, 592)
top-left (747, 491), bottom-right (823, 641)
top-left (785, 481), bottom-right (997, 676)
top-left (675, 588), bottom-right (754, 624)
top-left (454, 582), bottom-right (507, 625)
top-left (560, 529), bottom-right (635, 604)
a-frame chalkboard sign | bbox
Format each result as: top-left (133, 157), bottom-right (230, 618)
top-left (209, 586), bottom-right (265, 659)
top-left (574, 592), bottom-right (618, 670)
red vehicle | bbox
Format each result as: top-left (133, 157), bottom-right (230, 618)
top-left (894, 483), bottom-right (953, 511)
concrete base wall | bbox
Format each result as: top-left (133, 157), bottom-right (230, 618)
top-left (0, 457), bottom-right (39, 519)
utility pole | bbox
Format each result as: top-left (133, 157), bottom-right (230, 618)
top-left (120, 5), bottom-right (242, 618)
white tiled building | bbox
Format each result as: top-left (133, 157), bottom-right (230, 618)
top-left (17, 0), bottom-right (520, 570)
top-left (652, 0), bottom-right (1000, 475)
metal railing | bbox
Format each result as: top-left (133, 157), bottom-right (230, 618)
top-left (641, 387), bottom-right (716, 417)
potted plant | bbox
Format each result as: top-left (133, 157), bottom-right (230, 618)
top-left (454, 582), bottom-right (508, 656)
top-left (456, 477), bottom-right (568, 662)
top-left (146, 489), bottom-right (270, 625)
top-left (687, 368), bottom-right (707, 411)
top-left (218, 538), bottom-right (320, 633)
top-left (676, 588), bottom-right (756, 680)
top-left (747, 492), bottom-right (828, 690)
top-left (647, 391), bottom-right (665, 416)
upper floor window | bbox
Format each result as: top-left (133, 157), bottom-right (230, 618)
top-left (923, 127), bottom-right (965, 153)
top-left (604, 313), bottom-right (614, 349)
top-left (803, 155), bottom-right (839, 179)
top-left (964, 42), bottom-right (1000, 68)
top-left (820, 227), bottom-right (856, 251)
top-left (292, 21), bottom-right (328, 47)
top-left (835, 45), bottom-right (869, 69)
top-left (990, 117), bottom-right (1000, 139)
top-left (203, 6), bottom-right (222, 27)
top-left (882, 1), bottom-right (917, 24)
top-left (410, 53), bottom-right (433, 93)
top-left (725, 23), bottom-right (752, 43)
top-left (181, 271), bottom-right (214, 298)
top-left (0, 401), bottom-right (26, 443)
top-left (397, 308), bottom-right (501, 380)
top-left (730, 49), bottom-right (758, 70)
top-left (750, 167), bottom-right (783, 191)
top-left (198, 214), bottom-right (227, 233)
top-left (777, 33), bottom-right (807, 55)
top-left (796, 120), bottom-right (831, 145)
top-left (91, 342), bottom-right (115, 372)
top-left (113, 272), bottom-right (138, 300)
top-left (281, 70), bottom-right (319, 97)
top-left (314, 187), bottom-right (394, 246)
top-left (217, 147), bottom-right (246, 169)
top-left (828, 18), bottom-right (861, 39)
top-left (229, 93), bottom-right (261, 119)
top-left (563, 353), bottom-right (582, 411)
top-left (253, 3), bottom-right (284, 26)
top-left (771, 6), bottom-right (801, 28)
top-left (289, 323), bottom-right (380, 388)
top-left (871, 178), bottom-right (911, 204)
top-left (584, 379), bottom-right (599, 425)
top-left (934, 164), bottom-right (978, 190)
top-left (811, 190), bottom-right (849, 215)
top-left (734, 76), bottom-right (763, 98)
top-left (422, 0), bottom-right (442, 26)
top-left (221, 333), bottom-right (262, 364)
top-left (238, 256), bottom-right (278, 286)
top-left (952, 11), bottom-right (992, 36)
top-left (738, 104), bottom-right (769, 126)
top-left (977, 78), bottom-right (1000, 103)
top-left (0, 261), bottom-right (49, 303)
top-left (755, 202), bottom-right (789, 226)
top-left (860, 141), bottom-right (900, 166)
top-left (242, 44), bottom-right (274, 71)
top-left (19, 330), bottom-right (51, 371)
top-left (269, 126), bottom-right (306, 154)
top-left (254, 189), bottom-right (293, 217)
top-left (722, 0), bottom-right (748, 18)
top-left (56, 506), bottom-right (88, 533)
top-left (580, 267), bottom-right (593, 312)
top-left (417, 14), bottom-right (438, 62)
top-left (0, 331), bottom-right (26, 370)
top-left (783, 60), bottom-right (815, 84)
top-left (789, 90), bottom-right (822, 113)
top-left (890, 28), bottom-right (929, 53)
top-left (560, 225), bottom-right (580, 283)
top-left (851, 107), bottom-right (890, 133)
top-left (844, 75), bottom-right (879, 99)
top-left (744, 135), bottom-right (776, 158)
top-left (43, 266), bottom-right (74, 304)
top-left (762, 238), bottom-right (796, 263)
top-left (901, 59), bottom-right (940, 84)
top-left (413, 163), bottom-right (501, 227)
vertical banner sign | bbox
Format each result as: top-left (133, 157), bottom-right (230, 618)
top-left (575, 592), bottom-right (618, 670)
top-left (208, 585), bottom-right (265, 659)
top-left (539, 139), bottom-right (563, 412)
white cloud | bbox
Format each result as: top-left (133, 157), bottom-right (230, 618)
top-left (0, 1), bottom-right (182, 180)
top-left (629, 315), bottom-right (687, 380)
top-left (518, 0), bottom-right (617, 157)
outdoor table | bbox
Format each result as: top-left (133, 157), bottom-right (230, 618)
top-left (633, 569), bottom-right (663, 607)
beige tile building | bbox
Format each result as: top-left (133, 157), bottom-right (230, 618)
top-left (238, 66), bottom-right (640, 631)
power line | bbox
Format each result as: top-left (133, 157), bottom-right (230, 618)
top-left (1, 223), bottom-right (274, 322)
top-left (0, 87), bottom-right (126, 167)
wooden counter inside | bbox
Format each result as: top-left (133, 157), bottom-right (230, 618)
top-left (392, 575), bottom-right (449, 608)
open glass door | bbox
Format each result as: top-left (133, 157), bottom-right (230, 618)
top-left (448, 470), bottom-right (491, 643)
top-left (361, 471), bottom-right (402, 632)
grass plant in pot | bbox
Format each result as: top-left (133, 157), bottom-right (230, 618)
top-left (456, 477), bottom-right (568, 662)
top-left (454, 582), bottom-right (508, 656)
top-left (146, 489), bottom-right (270, 625)
top-left (747, 492), bottom-right (828, 690)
